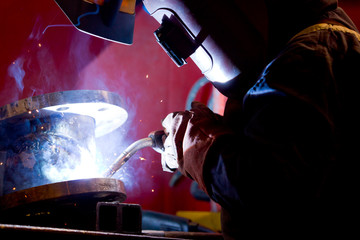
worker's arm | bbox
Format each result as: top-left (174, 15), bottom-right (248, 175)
top-left (161, 36), bottom-right (337, 211)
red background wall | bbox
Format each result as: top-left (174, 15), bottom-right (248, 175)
top-left (0, 0), bottom-right (359, 215)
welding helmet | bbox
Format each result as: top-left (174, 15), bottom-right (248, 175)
top-left (143, 0), bottom-right (269, 96)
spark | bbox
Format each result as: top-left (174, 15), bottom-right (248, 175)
top-left (151, 189), bottom-right (155, 192)
top-left (12, 187), bottom-right (16, 191)
top-left (145, 74), bottom-right (149, 79)
top-left (160, 100), bottom-right (163, 103)
top-left (139, 157), bottom-right (146, 161)
top-left (38, 43), bottom-right (42, 47)
top-left (28, 111), bottom-right (32, 114)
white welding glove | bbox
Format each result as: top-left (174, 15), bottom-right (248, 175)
top-left (161, 102), bottom-right (232, 193)
top-left (161, 110), bottom-right (193, 172)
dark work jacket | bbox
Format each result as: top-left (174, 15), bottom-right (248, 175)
top-left (202, 7), bottom-right (360, 239)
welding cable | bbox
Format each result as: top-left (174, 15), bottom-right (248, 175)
top-left (43, 4), bottom-right (100, 34)
top-left (42, 24), bottom-right (73, 35)
top-left (186, 76), bottom-right (214, 111)
top-left (74, 4), bottom-right (100, 27)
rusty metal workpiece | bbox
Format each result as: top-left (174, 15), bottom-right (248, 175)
top-left (0, 178), bottom-right (126, 211)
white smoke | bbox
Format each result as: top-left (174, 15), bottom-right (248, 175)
top-left (7, 57), bottom-right (25, 92)
top-left (41, 143), bottom-right (101, 183)
top-left (2, 14), bottom-right (151, 196)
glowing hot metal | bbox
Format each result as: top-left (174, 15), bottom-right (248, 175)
top-left (0, 90), bottom-right (127, 195)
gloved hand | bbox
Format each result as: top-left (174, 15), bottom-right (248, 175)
top-left (161, 101), bottom-right (232, 192)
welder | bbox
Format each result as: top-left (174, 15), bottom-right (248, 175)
top-left (143, 0), bottom-right (360, 238)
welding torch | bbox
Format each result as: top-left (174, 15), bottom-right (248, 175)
top-left (103, 130), bottom-right (166, 178)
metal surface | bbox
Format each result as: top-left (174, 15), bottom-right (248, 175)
top-left (0, 224), bottom-right (184, 240)
top-left (0, 90), bottom-right (128, 195)
top-left (0, 178), bottom-right (126, 211)
top-left (0, 90), bottom-right (128, 137)
top-left (0, 178), bottom-right (127, 230)
top-left (0, 111), bottom-right (97, 195)
top-left (96, 202), bottom-right (142, 234)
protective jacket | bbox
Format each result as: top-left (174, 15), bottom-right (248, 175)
top-left (178, 2), bottom-right (360, 238)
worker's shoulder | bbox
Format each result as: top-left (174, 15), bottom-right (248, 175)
top-left (285, 23), bottom-right (360, 57)
top-left (265, 26), bottom-right (360, 81)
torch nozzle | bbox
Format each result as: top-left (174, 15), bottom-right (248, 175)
top-left (103, 130), bottom-right (166, 178)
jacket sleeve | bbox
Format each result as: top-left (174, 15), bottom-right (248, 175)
top-left (200, 38), bottom-right (338, 212)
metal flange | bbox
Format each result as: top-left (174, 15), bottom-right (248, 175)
top-left (0, 90), bottom-right (128, 137)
